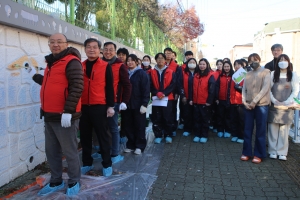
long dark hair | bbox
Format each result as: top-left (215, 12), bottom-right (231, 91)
top-left (273, 54), bottom-right (293, 83)
top-left (197, 58), bottom-right (211, 76)
top-left (221, 61), bottom-right (234, 76)
top-left (184, 58), bottom-right (199, 74)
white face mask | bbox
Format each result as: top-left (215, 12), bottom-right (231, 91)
top-left (142, 61), bottom-right (150, 67)
top-left (278, 61), bottom-right (288, 69)
top-left (188, 63), bottom-right (196, 69)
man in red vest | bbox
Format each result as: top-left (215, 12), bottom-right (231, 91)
top-left (103, 42), bottom-right (132, 163)
top-left (28, 33), bottom-right (83, 196)
top-left (80, 38), bottom-right (115, 177)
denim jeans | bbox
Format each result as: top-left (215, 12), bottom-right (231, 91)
top-left (242, 105), bottom-right (268, 158)
top-left (108, 103), bottom-right (120, 156)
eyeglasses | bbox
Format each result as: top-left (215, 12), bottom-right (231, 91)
top-left (86, 46), bottom-right (99, 50)
top-left (48, 41), bottom-right (67, 45)
top-left (104, 48), bottom-right (115, 52)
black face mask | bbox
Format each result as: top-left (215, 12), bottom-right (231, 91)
top-left (250, 62), bottom-right (260, 70)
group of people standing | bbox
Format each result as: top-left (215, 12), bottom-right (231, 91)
top-left (27, 33), bottom-right (298, 197)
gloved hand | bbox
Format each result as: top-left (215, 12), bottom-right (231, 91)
top-left (107, 107), bottom-right (115, 117)
top-left (189, 101), bottom-right (193, 105)
top-left (182, 97), bottom-right (187, 104)
top-left (25, 66), bottom-right (37, 77)
top-left (157, 92), bottom-right (164, 99)
top-left (140, 105), bottom-right (147, 114)
top-left (61, 113), bottom-right (72, 128)
top-left (119, 102), bottom-right (127, 110)
top-left (120, 136), bottom-right (127, 144)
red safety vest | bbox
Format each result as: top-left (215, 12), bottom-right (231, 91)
top-left (150, 68), bottom-right (174, 100)
top-left (193, 71), bottom-right (214, 104)
top-left (230, 80), bottom-right (244, 104)
top-left (218, 74), bottom-right (232, 100)
top-left (183, 71), bottom-right (191, 99)
top-left (111, 62), bottom-right (123, 102)
top-left (40, 55), bottom-right (81, 113)
top-left (167, 60), bottom-right (178, 72)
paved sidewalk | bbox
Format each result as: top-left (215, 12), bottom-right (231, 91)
top-left (147, 130), bottom-right (300, 200)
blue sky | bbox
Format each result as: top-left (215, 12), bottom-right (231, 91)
top-left (160, 0), bottom-right (300, 58)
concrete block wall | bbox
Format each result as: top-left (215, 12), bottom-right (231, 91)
top-left (0, 24), bottom-right (87, 187)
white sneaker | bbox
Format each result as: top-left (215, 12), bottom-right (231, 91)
top-left (124, 148), bottom-right (133, 153)
top-left (269, 154), bottom-right (277, 159)
top-left (278, 155), bottom-right (287, 161)
top-left (134, 148), bottom-right (142, 155)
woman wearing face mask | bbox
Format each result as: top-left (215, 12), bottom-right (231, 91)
top-left (215, 61), bottom-right (234, 138)
top-left (141, 55), bottom-right (152, 74)
top-left (190, 58), bottom-right (215, 143)
top-left (181, 58), bottom-right (199, 136)
top-left (122, 54), bottom-right (150, 154)
top-left (268, 54), bottom-right (299, 161)
top-left (230, 59), bottom-right (245, 143)
top-left (241, 53), bottom-right (271, 164)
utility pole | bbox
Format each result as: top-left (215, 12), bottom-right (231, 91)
top-left (70, 0), bottom-right (75, 25)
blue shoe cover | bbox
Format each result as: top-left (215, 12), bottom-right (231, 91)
top-left (92, 145), bottom-right (100, 150)
top-left (120, 137), bottom-right (127, 144)
top-left (236, 139), bottom-right (244, 143)
top-left (154, 138), bottom-right (162, 144)
top-left (165, 137), bottom-right (172, 143)
top-left (200, 137), bottom-right (208, 143)
top-left (213, 129), bottom-right (217, 133)
top-left (91, 152), bottom-right (102, 160)
top-left (81, 165), bottom-right (94, 174)
top-left (111, 155), bottom-right (124, 164)
top-left (193, 136), bottom-right (200, 142)
top-left (217, 132), bottom-right (223, 137)
top-left (103, 166), bottom-right (112, 177)
top-left (38, 182), bottom-right (64, 196)
top-left (209, 126), bottom-right (213, 130)
top-left (183, 132), bottom-right (190, 136)
top-left (178, 124), bottom-right (184, 130)
top-left (172, 131), bottom-right (176, 137)
top-left (231, 137), bottom-right (238, 142)
top-left (66, 182), bottom-right (80, 196)
top-left (224, 132), bottom-right (231, 138)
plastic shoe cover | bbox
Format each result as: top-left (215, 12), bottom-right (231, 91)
top-left (236, 139), bottom-right (244, 143)
top-left (103, 166), bottom-right (112, 177)
top-left (182, 132), bottom-right (190, 136)
top-left (66, 182), bottom-right (80, 196)
top-left (91, 152), bottom-right (102, 159)
top-left (213, 129), bottom-right (217, 133)
top-left (224, 132), bottom-right (231, 138)
top-left (209, 126), bottom-right (213, 130)
top-left (279, 155), bottom-right (287, 161)
top-left (172, 131), bottom-right (176, 137)
top-left (38, 182), bottom-right (65, 196)
top-left (81, 165), bottom-right (94, 175)
top-left (134, 148), bottom-right (142, 155)
top-left (217, 132), bottom-right (223, 137)
top-left (231, 137), bottom-right (238, 142)
top-left (165, 137), bottom-right (172, 143)
top-left (200, 137), bottom-right (208, 143)
top-left (269, 153), bottom-right (277, 159)
top-left (124, 148), bottom-right (133, 153)
top-left (92, 145), bottom-right (100, 150)
top-left (154, 138), bottom-right (162, 144)
top-left (111, 155), bottom-right (124, 164)
top-left (178, 124), bottom-right (184, 130)
top-left (193, 136), bottom-right (200, 142)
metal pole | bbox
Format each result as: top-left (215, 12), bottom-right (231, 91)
top-left (293, 91), bottom-right (300, 143)
top-left (70, 0), bottom-right (75, 25)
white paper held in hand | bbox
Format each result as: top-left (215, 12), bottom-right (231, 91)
top-left (152, 96), bottom-right (168, 107)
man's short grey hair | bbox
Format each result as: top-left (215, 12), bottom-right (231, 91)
top-left (271, 44), bottom-right (283, 51)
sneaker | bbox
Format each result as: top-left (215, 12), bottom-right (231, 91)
top-left (212, 129), bottom-right (217, 133)
top-left (193, 136), bottom-right (200, 143)
top-left (224, 132), bottom-right (231, 138)
top-left (103, 166), bottom-right (112, 177)
top-left (269, 154), bottom-right (277, 159)
top-left (66, 182), bottom-right (80, 196)
top-left (38, 182), bottom-right (65, 196)
top-left (172, 131), bottom-right (176, 137)
top-left (200, 137), bottom-right (208, 143)
top-left (231, 137), bottom-right (238, 142)
top-left (278, 155), bottom-right (287, 161)
top-left (165, 137), bottom-right (172, 143)
top-left (154, 138), bottom-right (162, 144)
top-left (182, 132), bottom-right (190, 136)
top-left (134, 148), bottom-right (142, 155)
top-left (217, 132), bottom-right (223, 137)
top-left (124, 148), bottom-right (133, 153)
top-left (178, 124), bottom-right (184, 130)
top-left (111, 155), bottom-right (124, 164)
top-left (236, 139), bottom-right (244, 143)
top-left (81, 165), bottom-right (94, 175)
top-left (240, 155), bottom-right (250, 161)
top-left (252, 156), bottom-right (262, 164)
top-left (91, 152), bottom-right (102, 159)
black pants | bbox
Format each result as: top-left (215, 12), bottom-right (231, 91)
top-left (121, 108), bottom-right (147, 151)
top-left (179, 99), bottom-right (184, 125)
top-left (182, 103), bottom-right (194, 132)
top-left (217, 100), bottom-right (231, 133)
top-left (193, 104), bottom-right (212, 138)
top-left (152, 101), bottom-right (174, 138)
top-left (172, 98), bottom-right (178, 131)
top-left (230, 104), bottom-right (244, 139)
top-left (211, 102), bottom-right (218, 128)
top-left (80, 105), bottom-right (112, 168)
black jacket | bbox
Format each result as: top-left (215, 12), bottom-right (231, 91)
top-left (128, 68), bottom-right (150, 109)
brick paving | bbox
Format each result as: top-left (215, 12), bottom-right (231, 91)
top-left (147, 130), bottom-right (300, 200)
